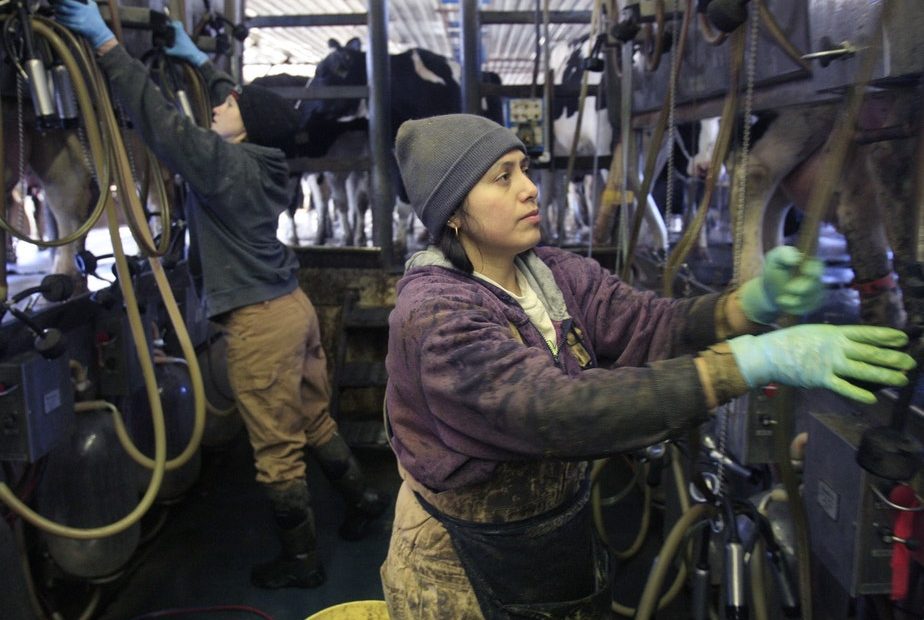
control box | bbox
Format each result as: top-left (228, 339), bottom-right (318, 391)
top-left (0, 353), bottom-right (74, 462)
top-left (723, 386), bottom-right (791, 465)
top-left (505, 98), bottom-right (545, 156)
top-left (94, 312), bottom-right (149, 398)
top-left (803, 405), bottom-right (897, 596)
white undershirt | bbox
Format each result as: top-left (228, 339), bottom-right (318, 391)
top-left (474, 268), bottom-right (559, 355)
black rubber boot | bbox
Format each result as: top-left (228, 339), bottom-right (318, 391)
top-left (313, 433), bottom-right (390, 541)
top-left (251, 480), bottom-right (326, 589)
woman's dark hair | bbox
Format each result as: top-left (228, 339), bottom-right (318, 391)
top-left (437, 208), bottom-right (474, 273)
top-left (435, 205), bottom-right (532, 273)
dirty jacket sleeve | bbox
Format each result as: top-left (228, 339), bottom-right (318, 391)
top-left (97, 45), bottom-right (253, 200)
top-left (536, 246), bottom-right (721, 364)
top-left (387, 252), bottom-right (714, 490)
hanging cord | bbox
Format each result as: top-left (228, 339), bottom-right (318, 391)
top-left (593, 458), bottom-right (652, 560)
top-left (563, 0), bottom-right (602, 245)
top-left (0, 13), bottom-right (111, 249)
top-left (616, 0), bottom-right (693, 281)
top-left (0, 18), bottom-right (206, 539)
top-left (750, 489), bottom-right (793, 620)
top-left (697, 8), bottom-right (727, 46)
top-left (642, 0), bottom-right (667, 72)
top-left (696, 0), bottom-right (810, 74)
top-left (755, 0), bottom-right (811, 73)
top-left (660, 24), bottom-right (743, 295)
top-left (769, 4), bottom-right (895, 617)
top-left (606, 444), bottom-right (695, 616)
top-left (634, 502), bottom-right (716, 620)
top-left (68, 19), bottom-right (206, 464)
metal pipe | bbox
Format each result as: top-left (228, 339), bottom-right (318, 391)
top-left (366, 0), bottom-right (394, 267)
top-left (460, 0), bottom-right (481, 114)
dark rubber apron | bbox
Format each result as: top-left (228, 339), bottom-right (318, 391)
top-left (414, 479), bottom-right (611, 619)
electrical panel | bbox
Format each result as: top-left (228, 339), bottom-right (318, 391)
top-left (722, 387), bottom-right (790, 465)
top-left (803, 407), bottom-right (897, 596)
top-left (0, 353), bottom-right (74, 462)
top-left (94, 313), bottom-right (149, 398)
top-left (505, 98), bottom-right (545, 156)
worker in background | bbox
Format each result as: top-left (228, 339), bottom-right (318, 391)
top-left (380, 113), bottom-right (915, 618)
top-left (53, 0), bottom-right (388, 590)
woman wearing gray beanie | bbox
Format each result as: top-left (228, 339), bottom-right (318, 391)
top-left (381, 114), bottom-right (914, 618)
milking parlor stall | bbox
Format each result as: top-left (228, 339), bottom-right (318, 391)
top-left (0, 1), bottom-right (922, 619)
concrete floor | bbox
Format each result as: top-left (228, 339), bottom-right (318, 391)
top-left (93, 431), bottom-right (401, 620)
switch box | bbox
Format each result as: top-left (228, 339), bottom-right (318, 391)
top-left (94, 313), bottom-right (149, 398)
top-left (505, 98), bottom-right (545, 156)
top-left (723, 387), bottom-right (791, 465)
top-left (803, 406), bottom-right (897, 596)
top-left (0, 353), bottom-right (74, 462)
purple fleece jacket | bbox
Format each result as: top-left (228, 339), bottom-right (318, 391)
top-left (386, 245), bottom-right (722, 492)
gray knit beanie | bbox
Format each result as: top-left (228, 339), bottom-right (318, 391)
top-left (395, 114), bottom-right (526, 240)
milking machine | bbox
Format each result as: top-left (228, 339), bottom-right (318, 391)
top-left (582, 0), bottom-right (924, 618)
top-left (0, 3), bottom-right (245, 616)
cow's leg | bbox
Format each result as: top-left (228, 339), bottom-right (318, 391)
top-left (536, 169), bottom-right (558, 244)
top-left (306, 173), bottom-right (331, 245)
top-left (642, 194), bottom-right (668, 254)
top-left (566, 177), bottom-right (588, 243)
top-left (346, 171), bottom-right (368, 246)
top-left (837, 148), bottom-right (904, 327)
top-left (281, 173), bottom-right (304, 246)
top-left (393, 197), bottom-right (413, 256)
top-left (730, 106), bottom-right (833, 282)
top-left (29, 128), bottom-right (92, 292)
top-left (329, 171), bottom-right (353, 246)
top-left (854, 92), bottom-right (918, 330)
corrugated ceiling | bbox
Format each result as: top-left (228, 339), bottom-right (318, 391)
top-left (242, 1), bottom-right (597, 85)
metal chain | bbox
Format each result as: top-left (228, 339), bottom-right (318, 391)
top-left (76, 91), bottom-right (98, 186)
top-left (731, 1), bottom-right (761, 286)
top-left (664, 0), bottom-right (680, 225)
top-left (76, 124), bottom-right (97, 185)
top-left (718, 6), bottom-right (760, 503)
top-left (16, 74), bottom-right (25, 205)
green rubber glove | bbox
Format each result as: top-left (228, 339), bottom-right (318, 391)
top-left (739, 246), bottom-right (825, 324)
top-left (728, 324), bottom-right (915, 404)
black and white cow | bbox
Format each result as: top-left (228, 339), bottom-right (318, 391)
top-left (539, 36), bottom-right (614, 245)
top-left (302, 37), bottom-right (505, 252)
top-left (724, 92), bottom-right (917, 328)
top-left (248, 73), bottom-right (371, 247)
top-left (544, 36), bottom-right (670, 253)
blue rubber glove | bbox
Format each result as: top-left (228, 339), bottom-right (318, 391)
top-left (53, 0), bottom-right (115, 49)
top-left (728, 324), bottom-right (915, 404)
top-left (739, 246), bottom-right (825, 324)
top-left (165, 21), bottom-right (208, 67)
